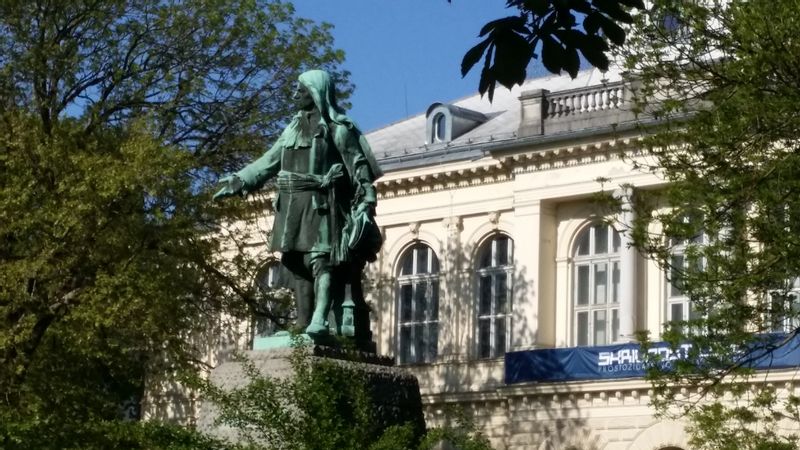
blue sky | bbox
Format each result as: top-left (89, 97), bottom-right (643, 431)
top-left (291, 0), bottom-right (548, 132)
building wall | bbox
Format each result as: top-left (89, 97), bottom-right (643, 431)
top-left (365, 135), bottom-right (710, 449)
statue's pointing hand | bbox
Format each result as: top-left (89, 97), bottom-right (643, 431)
top-left (213, 175), bottom-right (244, 201)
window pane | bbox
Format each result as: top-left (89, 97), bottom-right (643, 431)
top-left (595, 224), bottom-right (608, 254)
top-left (401, 252), bottom-right (413, 275)
top-left (771, 293), bottom-right (786, 332)
top-left (576, 229), bottom-right (590, 256)
top-left (435, 113), bottom-right (446, 141)
top-left (576, 312), bottom-right (589, 346)
top-left (400, 326), bottom-right (412, 364)
top-left (577, 265), bottom-right (590, 305)
top-left (427, 323), bottom-right (439, 361)
top-left (496, 273), bottom-right (508, 314)
top-left (670, 255), bottom-right (684, 297)
top-left (431, 252), bottom-right (440, 274)
top-left (479, 319), bottom-right (491, 358)
top-left (479, 245), bottom-right (492, 269)
top-left (430, 281), bottom-right (439, 321)
top-left (417, 247), bottom-right (429, 274)
top-left (612, 308), bottom-right (619, 342)
top-left (257, 264), bottom-right (279, 290)
top-left (495, 317), bottom-right (506, 356)
top-left (479, 275), bottom-right (492, 315)
top-left (496, 236), bottom-right (509, 266)
top-left (790, 292), bottom-right (800, 328)
top-left (414, 324), bottom-right (425, 363)
top-left (594, 263), bottom-right (608, 304)
top-left (594, 310), bottom-right (607, 345)
top-left (612, 229), bottom-right (621, 253)
top-left (612, 261), bottom-right (620, 304)
top-left (670, 302), bottom-right (684, 322)
top-left (400, 284), bottom-right (413, 322)
top-left (414, 282), bottom-right (427, 321)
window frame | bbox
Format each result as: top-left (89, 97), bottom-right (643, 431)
top-left (572, 223), bottom-right (621, 347)
top-left (396, 243), bottom-right (441, 365)
top-left (768, 277), bottom-right (800, 334)
top-left (475, 234), bottom-right (514, 359)
top-left (665, 232), bottom-right (707, 330)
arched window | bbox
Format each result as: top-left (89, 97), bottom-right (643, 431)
top-left (573, 223), bottom-right (621, 346)
top-left (397, 243), bottom-right (440, 364)
top-left (253, 261), bottom-right (294, 344)
top-left (476, 235), bottom-right (513, 358)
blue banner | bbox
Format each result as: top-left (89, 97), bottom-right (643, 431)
top-left (505, 334), bottom-right (800, 385)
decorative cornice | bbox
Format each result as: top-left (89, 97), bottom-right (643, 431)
top-left (376, 136), bottom-right (645, 200)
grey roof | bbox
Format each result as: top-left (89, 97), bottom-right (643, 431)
top-left (366, 67), bottom-right (622, 173)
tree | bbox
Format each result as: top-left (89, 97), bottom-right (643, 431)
top-left (0, 0), bottom-right (348, 447)
top-left (456, 0), bottom-right (645, 100)
top-left (618, 0), bottom-right (800, 448)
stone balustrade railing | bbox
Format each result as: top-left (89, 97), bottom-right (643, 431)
top-left (546, 82), bottom-right (626, 119)
top-left (518, 80), bottom-right (636, 137)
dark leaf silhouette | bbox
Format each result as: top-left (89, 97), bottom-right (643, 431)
top-left (460, 0), bottom-right (642, 100)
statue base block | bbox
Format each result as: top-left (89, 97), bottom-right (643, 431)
top-left (197, 345), bottom-right (424, 444)
top-left (252, 330), bottom-right (377, 353)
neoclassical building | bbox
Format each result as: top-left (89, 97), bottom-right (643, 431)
top-left (358, 68), bottom-right (690, 450)
top-left (150, 67), bottom-right (800, 449)
top-left (349, 67), bottom-right (798, 449)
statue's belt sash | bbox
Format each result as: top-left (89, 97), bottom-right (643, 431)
top-left (275, 164), bottom-right (344, 214)
top-left (275, 164), bottom-right (344, 193)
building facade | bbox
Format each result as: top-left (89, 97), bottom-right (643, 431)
top-left (353, 68), bottom-right (798, 449)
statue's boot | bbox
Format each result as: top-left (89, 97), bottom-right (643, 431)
top-left (305, 271), bottom-right (332, 336)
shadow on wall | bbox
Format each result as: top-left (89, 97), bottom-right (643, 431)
top-left (369, 233), bottom-right (605, 449)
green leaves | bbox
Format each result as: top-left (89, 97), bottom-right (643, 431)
top-left (463, 0), bottom-right (643, 100)
top-left (620, 0), bottom-right (800, 448)
top-left (0, 0), bottom-right (349, 447)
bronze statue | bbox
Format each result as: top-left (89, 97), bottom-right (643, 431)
top-left (214, 70), bottom-right (382, 340)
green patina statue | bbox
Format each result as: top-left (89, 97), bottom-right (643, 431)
top-left (214, 70), bottom-right (382, 342)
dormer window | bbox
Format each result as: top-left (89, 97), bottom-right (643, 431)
top-left (425, 103), bottom-right (488, 145)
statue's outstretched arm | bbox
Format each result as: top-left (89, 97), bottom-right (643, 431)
top-left (212, 137), bottom-right (283, 200)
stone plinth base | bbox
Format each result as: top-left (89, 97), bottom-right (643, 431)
top-left (197, 346), bottom-right (424, 444)
top-left (252, 331), bottom-right (377, 354)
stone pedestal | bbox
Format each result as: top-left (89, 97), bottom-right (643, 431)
top-left (197, 346), bottom-right (425, 444)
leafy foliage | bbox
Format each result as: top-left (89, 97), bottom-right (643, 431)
top-left (0, 0), bottom-right (348, 447)
top-left (457, 0), bottom-right (645, 100)
top-left (417, 408), bottom-right (493, 450)
top-left (619, 0), bottom-right (800, 448)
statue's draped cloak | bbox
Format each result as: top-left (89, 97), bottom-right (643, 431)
top-left (235, 70), bottom-right (381, 265)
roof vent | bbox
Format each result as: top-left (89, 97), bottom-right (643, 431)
top-left (425, 103), bottom-right (487, 144)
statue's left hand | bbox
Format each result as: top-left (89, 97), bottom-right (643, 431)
top-left (213, 175), bottom-right (243, 201)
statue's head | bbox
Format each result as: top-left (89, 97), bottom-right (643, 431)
top-left (297, 69), bottom-right (343, 122)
